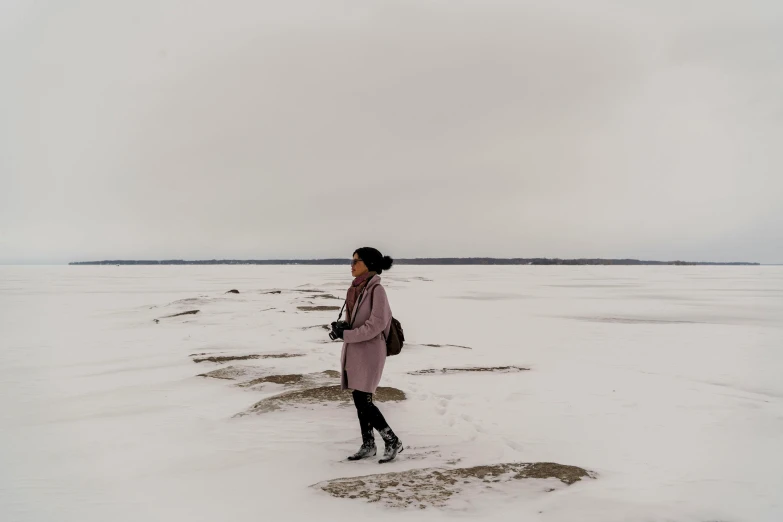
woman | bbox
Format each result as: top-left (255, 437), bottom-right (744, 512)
top-left (329, 247), bottom-right (403, 463)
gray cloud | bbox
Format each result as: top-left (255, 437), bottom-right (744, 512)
top-left (2, 0), bottom-right (782, 263)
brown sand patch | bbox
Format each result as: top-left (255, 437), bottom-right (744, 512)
top-left (298, 306), bottom-right (341, 312)
top-left (409, 366), bottom-right (529, 375)
top-left (198, 366), bottom-right (249, 380)
top-left (240, 374), bottom-right (306, 386)
top-left (244, 385), bottom-right (405, 414)
top-left (193, 354), bottom-right (260, 363)
top-left (314, 462), bottom-right (592, 509)
top-left (571, 316), bottom-right (697, 325)
top-left (302, 324), bottom-right (331, 331)
top-left (238, 369), bottom-right (340, 388)
top-left (192, 353), bottom-right (303, 363)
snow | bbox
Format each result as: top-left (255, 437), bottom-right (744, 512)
top-left (1, 265), bottom-right (782, 521)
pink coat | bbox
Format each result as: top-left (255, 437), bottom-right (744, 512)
top-left (340, 275), bottom-right (392, 394)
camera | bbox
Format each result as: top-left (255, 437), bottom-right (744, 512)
top-left (329, 321), bottom-right (350, 341)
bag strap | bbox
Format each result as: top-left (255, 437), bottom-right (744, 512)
top-left (335, 301), bottom-right (346, 322)
top-left (367, 284), bottom-right (390, 342)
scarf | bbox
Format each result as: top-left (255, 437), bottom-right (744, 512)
top-left (346, 271), bottom-right (376, 324)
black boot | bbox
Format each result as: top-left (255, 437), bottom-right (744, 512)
top-left (348, 414), bottom-right (376, 461)
top-left (378, 427), bottom-right (403, 464)
top-left (347, 442), bottom-right (377, 461)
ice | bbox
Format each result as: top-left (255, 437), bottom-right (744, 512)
top-left (1, 265), bottom-right (782, 521)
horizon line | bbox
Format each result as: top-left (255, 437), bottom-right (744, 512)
top-left (65, 257), bottom-right (761, 266)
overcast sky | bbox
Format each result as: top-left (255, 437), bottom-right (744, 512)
top-left (1, 1), bottom-right (782, 264)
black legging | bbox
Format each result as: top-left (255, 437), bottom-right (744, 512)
top-left (352, 390), bottom-right (390, 435)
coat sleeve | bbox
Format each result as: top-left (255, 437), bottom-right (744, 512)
top-left (343, 285), bottom-right (391, 344)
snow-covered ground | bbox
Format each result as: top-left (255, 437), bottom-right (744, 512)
top-left (1, 265), bottom-right (781, 521)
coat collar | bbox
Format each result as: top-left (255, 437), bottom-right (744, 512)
top-left (365, 274), bottom-right (382, 290)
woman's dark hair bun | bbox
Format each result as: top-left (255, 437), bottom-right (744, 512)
top-left (354, 247), bottom-right (394, 274)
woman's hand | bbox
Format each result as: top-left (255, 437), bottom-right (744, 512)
top-left (329, 321), bottom-right (350, 340)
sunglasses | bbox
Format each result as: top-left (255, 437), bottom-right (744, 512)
top-left (351, 258), bottom-right (363, 266)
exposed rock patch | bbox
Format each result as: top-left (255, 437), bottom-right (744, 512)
top-left (421, 344), bottom-right (473, 350)
top-left (157, 310), bottom-right (199, 321)
top-left (171, 297), bottom-right (210, 305)
top-left (313, 462), bottom-right (593, 509)
top-left (226, 289), bottom-right (240, 294)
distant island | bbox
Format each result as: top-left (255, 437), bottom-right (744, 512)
top-left (69, 258), bottom-right (759, 266)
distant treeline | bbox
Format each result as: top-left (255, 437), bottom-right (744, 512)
top-left (69, 258), bottom-right (759, 266)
